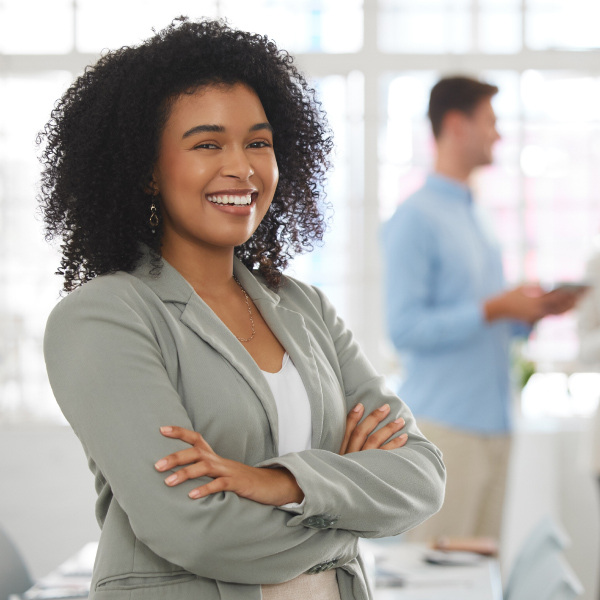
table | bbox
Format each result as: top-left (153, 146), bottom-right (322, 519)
top-left (9, 542), bottom-right (97, 600)
top-left (364, 539), bottom-right (503, 600)
top-left (12, 539), bottom-right (502, 600)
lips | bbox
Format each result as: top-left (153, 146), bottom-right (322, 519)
top-left (206, 193), bottom-right (253, 206)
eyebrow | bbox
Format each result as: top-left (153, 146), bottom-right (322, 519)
top-left (182, 122), bottom-right (273, 139)
top-left (250, 122), bottom-right (273, 133)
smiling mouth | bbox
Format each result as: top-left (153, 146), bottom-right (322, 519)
top-left (206, 193), bottom-right (254, 206)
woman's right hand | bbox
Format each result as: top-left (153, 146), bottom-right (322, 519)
top-left (339, 403), bottom-right (408, 455)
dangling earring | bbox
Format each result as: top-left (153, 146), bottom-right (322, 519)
top-left (149, 203), bottom-right (159, 233)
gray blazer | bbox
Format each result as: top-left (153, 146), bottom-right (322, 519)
top-left (44, 251), bottom-right (445, 600)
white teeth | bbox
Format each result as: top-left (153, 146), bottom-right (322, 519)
top-left (207, 194), bottom-right (252, 205)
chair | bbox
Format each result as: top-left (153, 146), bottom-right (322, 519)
top-left (505, 550), bottom-right (583, 600)
top-left (0, 525), bottom-right (33, 600)
top-left (504, 516), bottom-right (583, 600)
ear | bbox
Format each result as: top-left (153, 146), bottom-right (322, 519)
top-left (441, 109), bottom-right (470, 139)
top-left (145, 176), bottom-right (159, 196)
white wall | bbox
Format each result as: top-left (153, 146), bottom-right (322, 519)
top-left (502, 418), bottom-right (599, 600)
top-left (0, 425), bottom-right (99, 579)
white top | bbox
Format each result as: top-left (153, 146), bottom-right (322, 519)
top-left (262, 353), bottom-right (312, 455)
top-left (261, 356), bottom-right (341, 599)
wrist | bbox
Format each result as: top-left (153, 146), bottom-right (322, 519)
top-left (483, 296), bottom-right (504, 322)
top-left (272, 467), bottom-right (304, 505)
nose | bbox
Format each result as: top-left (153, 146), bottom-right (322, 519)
top-left (221, 146), bottom-right (254, 180)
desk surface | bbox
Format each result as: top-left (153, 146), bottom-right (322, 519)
top-left (14, 539), bottom-right (502, 600)
top-left (366, 540), bottom-right (503, 600)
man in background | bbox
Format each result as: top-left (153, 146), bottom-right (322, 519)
top-left (381, 76), bottom-right (579, 542)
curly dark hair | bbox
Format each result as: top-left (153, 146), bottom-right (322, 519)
top-left (38, 17), bottom-right (332, 291)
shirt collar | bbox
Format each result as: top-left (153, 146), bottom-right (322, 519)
top-left (426, 173), bottom-right (473, 205)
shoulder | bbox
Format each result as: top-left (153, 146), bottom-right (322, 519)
top-left (274, 274), bottom-right (326, 314)
top-left (266, 273), bottom-right (342, 327)
top-left (270, 275), bottom-right (349, 351)
top-left (46, 271), bottom-right (157, 332)
top-left (382, 197), bottom-right (439, 256)
top-left (383, 187), bottom-right (440, 234)
top-left (49, 271), bottom-right (142, 309)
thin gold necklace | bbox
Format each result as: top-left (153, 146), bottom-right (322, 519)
top-left (233, 275), bottom-right (256, 343)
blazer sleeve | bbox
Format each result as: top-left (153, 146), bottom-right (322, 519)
top-left (259, 285), bottom-right (446, 538)
top-left (44, 284), bottom-right (358, 585)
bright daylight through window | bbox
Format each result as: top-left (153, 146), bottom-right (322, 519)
top-left (0, 0), bottom-right (599, 421)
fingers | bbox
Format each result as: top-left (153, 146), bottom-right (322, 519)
top-left (155, 446), bottom-right (207, 472)
top-left (155, 426), bottom-right (216, 483)
top-left (163, 460), bottom-right (212, 486)
top-left (159, 425), bottom-right (211, 449)
top-left (345, 404), bottom-right (406, 454)
top-left (339, 403), bottom-right (365, 454)
top-left (380, 433), bottom-right (408, 451)
top-left (547, 293), bottom-right (578, 314)
top-left (157, 451), bottom-right (230, 487)
top-left (360, 417), bottom-right (406, 451)
top-left (189, 477), bottom-right (231, 499)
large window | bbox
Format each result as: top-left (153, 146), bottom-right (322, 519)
top-left (1, 0), bottom-right (599, 422)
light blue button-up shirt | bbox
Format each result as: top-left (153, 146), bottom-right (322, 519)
top-left (381, 174), bottom-right (526, 434)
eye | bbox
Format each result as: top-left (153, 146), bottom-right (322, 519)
top-left (192, 142), bottom-right (220, 150)
top-left (248, 140), bottom-right (272, 149)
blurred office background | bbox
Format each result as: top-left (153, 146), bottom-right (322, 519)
top-left (1, 0), bottom-right (599, 597)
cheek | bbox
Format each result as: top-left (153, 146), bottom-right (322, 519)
top-left (256, 156), bottom-right (279, 196)
top-left (159, 158), bottom-right (208, 194)
top-left (271, 164), bottom-right (280, 190)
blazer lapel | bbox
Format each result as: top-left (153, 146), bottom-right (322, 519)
top-left (233, 262), bottom-right (325, 449)
top-left (133, 252), bottom-right (280, 453)
top-left (178, 295), bottom-right (281, 454)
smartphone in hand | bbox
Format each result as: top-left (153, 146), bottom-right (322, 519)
top-left (550, 282), bottom-right (590, 294)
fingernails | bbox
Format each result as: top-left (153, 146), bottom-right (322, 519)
top-left (160, 426), bottom-right (173, 434)
top-left (399, 433), bottom-right (408, 441)
top-left (189, 490), bottom-right (201, 499)
top-left (155, 459), bottom-right (167, 470)
top-left (394, 418), bottom-right (405, 425)
top-left (378, 404), bottom-right (390, 412)
top-left (165, 474), bottom-right (177, 485)
top-left (352, 403), bottom-right (363, 413)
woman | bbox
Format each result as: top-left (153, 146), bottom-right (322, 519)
top-left (39, 18), bottom-right (445, 600)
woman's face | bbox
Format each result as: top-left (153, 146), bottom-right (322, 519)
top-left (152, 83), bottom-right (279, 254)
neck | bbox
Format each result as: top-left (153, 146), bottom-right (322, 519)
top-left (434, 140), bottom-right (473, 184)
top-left (160, 236), bottom-right (235, 296)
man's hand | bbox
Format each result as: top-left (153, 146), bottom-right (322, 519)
top-left (484, 284), bottom-right (586, 325)
top-left (484, 285), bottom-right (549, 324)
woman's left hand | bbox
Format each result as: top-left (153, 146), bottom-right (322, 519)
top-left (154, 426), bottom-right (304, 505)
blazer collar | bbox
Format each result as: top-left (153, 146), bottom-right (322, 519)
top-left (131, 247), bottom-right (281, 306)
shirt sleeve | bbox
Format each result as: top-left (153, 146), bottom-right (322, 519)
top-left (43, 285), bottom-right (359, 585)
top-left (381, 205), bottom-right (485, 352)
top-left (259, 285), bottom-right (446, 538)
top-left (510, 320), bottom-right (533, 339)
